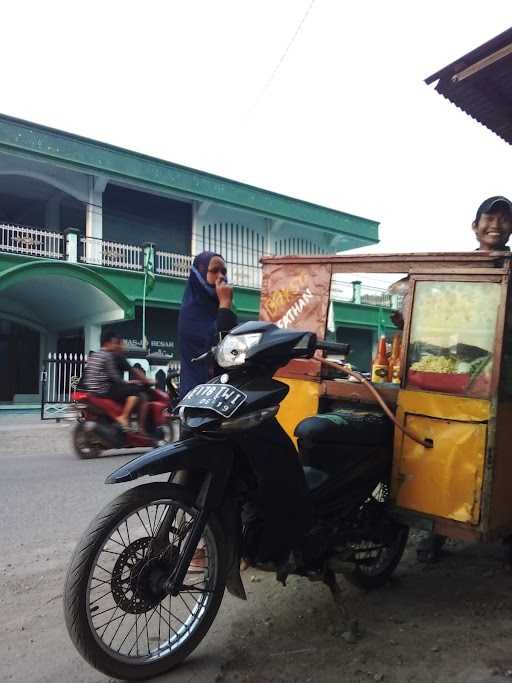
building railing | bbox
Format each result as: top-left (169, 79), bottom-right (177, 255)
top-left (155, 251), bottom-right (262, 288)
top-left (1, 222), bottom-right (394, 307)
top-left (0, 222), bottom-right (63, 259)
top-left (155, 251), bottom-right (193, 278)
top-left (331, 280), bottom-right (395, 309)
top-left (80, 236), bottom-right (143, 270)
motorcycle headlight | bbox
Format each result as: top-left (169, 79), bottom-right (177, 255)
top-left (215, 333), bottom-right (262, 368)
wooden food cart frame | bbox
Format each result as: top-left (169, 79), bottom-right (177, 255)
top-left (259, 251), bottom-right (512, 544)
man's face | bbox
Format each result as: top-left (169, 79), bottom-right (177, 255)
top-left (473, 205), bottom-right (512, 250)
top-left (105, 337), bottom-right (123, 353)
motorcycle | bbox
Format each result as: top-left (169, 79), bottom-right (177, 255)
top-left (165, 367), bottom-right (180, 407)
top-left (63, 321), bottom-right (408, 680)
top-left (71, 383), bottom-right (179, 459)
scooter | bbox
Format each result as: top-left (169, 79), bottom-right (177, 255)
top-left (64, 321), bottom-right (408, 680)
top-left (165, 367), bottom-right (180, 407)
top-left (71, 384), bottom-right (178, 459)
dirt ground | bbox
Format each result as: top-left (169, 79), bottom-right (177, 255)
top-left (5, 530), bottom-right (512, 683)
top-left (218, 532), bottom-right (512, 683)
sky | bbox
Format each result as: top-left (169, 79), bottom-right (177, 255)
top-left (2, 1), bottom-right (512, 255)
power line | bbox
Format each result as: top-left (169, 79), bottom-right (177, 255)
top-left (247, 0), bottom-right (317, 114)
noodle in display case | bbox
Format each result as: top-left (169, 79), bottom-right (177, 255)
top-left (406, 281), bottom-right (500, 398)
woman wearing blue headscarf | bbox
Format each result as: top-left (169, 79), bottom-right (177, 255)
top-left (178, 251), bottom-right (236, 399)
top-left (177, 251), bottom-right (311, 569)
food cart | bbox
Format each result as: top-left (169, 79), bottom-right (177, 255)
top-left (259, 251), bottom-right (512, 543)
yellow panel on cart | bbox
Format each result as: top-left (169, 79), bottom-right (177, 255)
top-left (276, 378), bottom-right (320, 449)
top-left (397, 389), bottom-right (491, 422)
top-left (393, 413), bottom-right (486, 524)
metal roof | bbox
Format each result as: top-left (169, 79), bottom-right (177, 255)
top-left (425, 27), bottom-right (512, 146)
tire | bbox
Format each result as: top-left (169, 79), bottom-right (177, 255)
top-left (63, 482), bottom-right (227, 680)
top-left (341, 483), bottom-right (409, 590)
top-left (73, 423), bottom-right (102, 459)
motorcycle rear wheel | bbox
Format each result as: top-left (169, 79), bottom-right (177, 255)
top-left (73, 423), bottom-right (102, 459)
top-left (341, 483), bottom-right (409, 590)
top-left (64, 483), bottom-right (226, 681)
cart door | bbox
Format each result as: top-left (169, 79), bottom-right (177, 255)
top-left (395, 411), bottom-right (486, 523)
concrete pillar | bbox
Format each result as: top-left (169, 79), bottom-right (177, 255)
top-left (38, 332), bottom-right (51, 399)
top-left (352, 280), bottom-right (362, 305)
top-left (45, 195), bottom-right (61, 231)
top-left (85, 176), bottom-right (104, 265)
top-left (64, 228), bottom-right (80, 263)
top-left (191, 201), bottom-right (199, 255)
top-left (84, 324), bottom-right (101, 355)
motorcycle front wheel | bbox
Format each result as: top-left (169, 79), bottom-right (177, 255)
top-left (64, 482), bottom-right (226, 681)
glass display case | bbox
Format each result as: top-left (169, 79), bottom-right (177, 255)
top-left (406, 281), bottom-right (501, 398)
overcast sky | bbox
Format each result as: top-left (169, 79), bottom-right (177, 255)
top-left (2, 1), bottom-right (511, 255)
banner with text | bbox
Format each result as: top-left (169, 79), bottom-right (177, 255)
top-left (259, 261), bottom-right (332, 340)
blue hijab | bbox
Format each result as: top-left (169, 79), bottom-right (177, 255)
top-left (178, 251), bottom-right (223, 398)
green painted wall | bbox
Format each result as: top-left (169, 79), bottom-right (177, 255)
top-left (0, 253), bottom-right (260, 319)
top-left (0, 254), bottom-right (394, 343)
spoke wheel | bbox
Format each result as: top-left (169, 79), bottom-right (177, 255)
top-left (341, 483), bottom-right (409, 590)
top-left (64, 483), bottom-right (226, 681)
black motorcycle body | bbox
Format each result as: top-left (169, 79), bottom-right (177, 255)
top-left (64, 321), bottom-right (407, 681)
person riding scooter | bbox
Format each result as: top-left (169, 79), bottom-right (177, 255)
top-left (83, 330), bottom-right (142, 430)
top-left (114, 341), bottom-right (154, 434)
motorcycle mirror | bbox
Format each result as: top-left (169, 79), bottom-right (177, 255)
top-left (191, 350), bottom-right (212, 364)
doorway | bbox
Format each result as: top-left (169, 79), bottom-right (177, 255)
top-left (0, 319), bottom-right (40, 402)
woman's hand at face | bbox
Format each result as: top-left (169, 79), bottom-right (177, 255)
top-left (216, 277), bottom-right (233, 308)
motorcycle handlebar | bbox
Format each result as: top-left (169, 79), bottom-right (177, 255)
top-left (316, 340), bottom-right (351, 356)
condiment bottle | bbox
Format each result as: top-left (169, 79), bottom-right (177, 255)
top-left (372, 336), bottom-right (389, 384)
top-left (388, 333), bottom-right (402, 383)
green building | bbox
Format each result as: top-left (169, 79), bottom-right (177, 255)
top-left (0, 114), bottom-right (393, 406)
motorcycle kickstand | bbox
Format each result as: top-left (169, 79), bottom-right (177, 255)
top-left (322, 567), bottom-right (361, 642)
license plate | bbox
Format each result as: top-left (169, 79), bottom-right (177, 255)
top-left (178, 384), bottom-right (247, 418)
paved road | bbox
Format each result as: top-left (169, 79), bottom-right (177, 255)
top-left (0, 414), bottom-right (259, 683)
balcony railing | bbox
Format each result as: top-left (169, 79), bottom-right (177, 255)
top-left (0, 222), bottom-right (394, 307)
top-left (80, 237), bottom-right (143, 270)
top-left (0, 223), bottom-right (63, 259)
top-left (331, 280), bottom-right (395, 309)
top-left (155, 250), bottom-right (192, 278)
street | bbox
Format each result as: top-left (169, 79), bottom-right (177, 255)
top-left (0, 414), bottom-right (238, 683)
top-left (3, 414), bottom-right (512, 683)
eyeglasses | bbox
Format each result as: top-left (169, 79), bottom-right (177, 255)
top-left (208, 266), bottom-right (227, 276)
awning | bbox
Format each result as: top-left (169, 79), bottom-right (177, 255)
top-left (425, 27), bottom-right (512, 146)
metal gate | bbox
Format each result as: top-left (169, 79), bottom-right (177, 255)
top-left (40, 353), bottom-right (85, 420)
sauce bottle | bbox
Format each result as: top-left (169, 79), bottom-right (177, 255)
top-left (388, 334), bottom-right (402, 382)
top-left (372, 336), bottom-right (389, 384)
top-left (388, 333), bottom-right (402, 383)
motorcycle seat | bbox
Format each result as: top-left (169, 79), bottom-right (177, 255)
top-left (295, 407), bottom-right (392, 447)
top-left (87, 394), bottom-right (123, 417)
